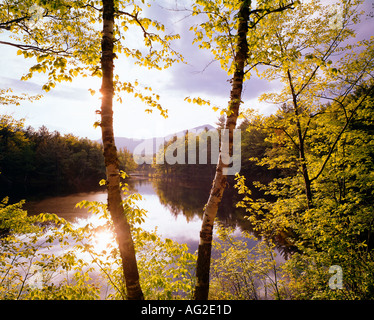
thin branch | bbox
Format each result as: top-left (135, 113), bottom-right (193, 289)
top-left (0, 16), bottom-right (29, 29)
top-left (116, 9), bottom-right (183, 64)
top-left (81, 3), bottom-right (103, 12)
top-left (246, 119), bottom-right (300, 151)
top-left (0, 40), bottom-right (71, 56)
top-left (116, 10), bottom-right (149, 36)
top-left (310, 86), bottom-right (374, 182)
top-left (249, 1), bottom-right (296, 29)
top-left (295, 16), bottom-right (347, 97)
top-left (192, 58), bottom-right (218, 74)
top-left (280, 127), bottom-right (299, 150)
top-left (245, 60), bottom-right (281, 74)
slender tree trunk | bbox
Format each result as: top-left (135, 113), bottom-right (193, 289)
top-left (100, 0), bottom-right (144, 300)
top-left (194, 1), bottom-right (250, 300)
top-left (286, 70), bottom-right (313, 208)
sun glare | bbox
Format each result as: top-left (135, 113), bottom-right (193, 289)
top-left (93, 229), bottom-right (115, 253)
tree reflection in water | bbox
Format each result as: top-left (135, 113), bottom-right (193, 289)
top-left (25, 177), bottom-right (286, 254)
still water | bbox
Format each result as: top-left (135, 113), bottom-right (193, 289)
top-left (25, 177), bottom-right (244, 252)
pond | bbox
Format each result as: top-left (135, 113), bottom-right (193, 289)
top-left (10, 177), bottom-right (285, 299)
top-left (24, 177), bottom-right (250, 252)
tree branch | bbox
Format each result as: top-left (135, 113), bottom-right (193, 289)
top-left (81, 4), bottom-right (103, 12)
top-left (249, 1), bottom-right (296, 29)
top-left (0, 16), bottom-right (29, 29)
top-left (116, 10), bottom-right (149, 36)
top-left (245, 60), bottom-right (281, 74)
top-left (295, 17), bottom-right (347, 97)
top-left (310, 86), bottom-right (374, 182)
top-left (0, 40), bottom-right (71, 56)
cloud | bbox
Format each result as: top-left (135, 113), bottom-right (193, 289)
top-left (0, 76), bottom-right (42, 93)
top-left (0, 76), bottom-right (94, 103)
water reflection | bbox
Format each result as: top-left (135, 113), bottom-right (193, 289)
top-left (127, 177), bottom-right (252, 252)
top-left (126, 178), bottom-right (207, 250)
top-left (142, 178), bottom-right (251, 231)
top-left (149, 178), bottom-right (209, 221)
top-left (25, 177), bottom-right (249, 252)
top-left (25, 191), bottom-right (108, 221)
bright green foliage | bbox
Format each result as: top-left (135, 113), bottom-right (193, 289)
top-left (1, 0), bottom-right (101, 90)
top-left (188, 0), bottom-right (296, 113)
top-left (76, 179), bottom-right (197, 300)
top-left (1, 179), bottom-right (197, 300)
top-left (1, 188), bottom-right (285, 300)
top-left (136, 235), bottom-right (196, 300)
top-left (236, 86), bottom-right (374, 299)
top-left (0, 197), bottom-right (100, 300)
top-left (190, 0), bottom-right (241, 74)
top-left (232, 0), bottom-right (374, 299)
top-left (209, 222), bottom-right (286, 300)
top-left (190, 0), bottom-right (295, 76)
top-left (2, 0), bottom-right (374, 300)
top-left (0, 0), bottom-right (182, 116)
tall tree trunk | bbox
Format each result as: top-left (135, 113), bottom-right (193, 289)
top-left (194, 1), bottom-right (250, 300)
top-left (100, 0), bottom-right (144, 300)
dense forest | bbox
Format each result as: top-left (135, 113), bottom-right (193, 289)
top-left (153, 128), bottom-right (220, 180)
top-left (0, 115), bottom-right (137, 199)
top-left (153, 115), bottom-right (278, 184)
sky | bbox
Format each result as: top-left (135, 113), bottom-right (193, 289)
top-left (0, 0), bottom-right (373, 140)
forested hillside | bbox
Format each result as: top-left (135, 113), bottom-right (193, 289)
top-left (0, 115), bottom-right (136, 199)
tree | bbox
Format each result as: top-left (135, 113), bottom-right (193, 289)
top-left (238, 114), bottom-right (277, 183)
top-left (99, 0), bottom-right (143, 299)
top-left (250, 0), bottom-right (372, 208)
top-left (190, 0), bottom-right (296, 300)
top-left (118, 147), bottom-right (138, 173)
top-left (238, 85), bottom-right (374, 299)
top-left (234, 0), bottom-right (374, 299)
top-left (1, 0), bottom-right (181, 300)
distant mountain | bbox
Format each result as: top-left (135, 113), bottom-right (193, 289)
top-left (97, 124), bottom-right (215, 155)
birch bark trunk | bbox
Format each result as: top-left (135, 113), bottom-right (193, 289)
top-left (100, 0), bottom-right (144, 300)
top-left (194, 0), bottom-right (250, 300)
